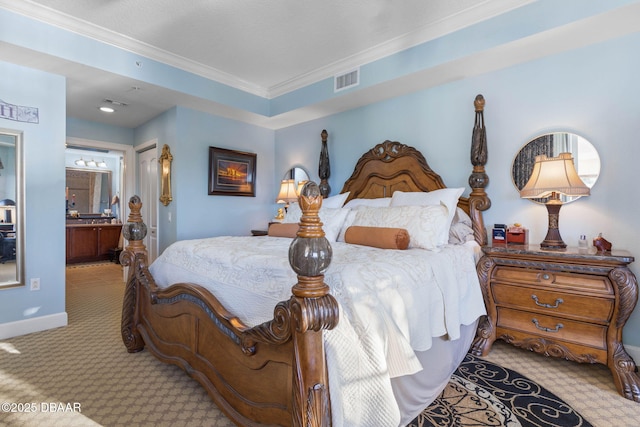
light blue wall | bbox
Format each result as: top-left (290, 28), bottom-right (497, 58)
top-left (172, 107), bottom-right (276, 240)
top-left (275, 32), bottom-right (640, 347)
top-left (134, 108), bottom-right (177, 252)
top-left (134, 106), bottom-right (276, 253)
top-left (0, 61), bottom-right (66, 327)
top-left (67, 117), bottom-right (135, 146)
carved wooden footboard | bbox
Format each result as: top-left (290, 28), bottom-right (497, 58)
top-left (120, 94), bottom-right (491, 426)
top-left (120, 183), bottom-right (338, 427)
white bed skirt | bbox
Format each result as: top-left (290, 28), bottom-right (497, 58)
top-left (392, 320), bottom-right (478, 426)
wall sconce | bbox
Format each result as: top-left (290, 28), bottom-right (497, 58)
top-left (276, 179), bottom-right (298, 212)
top-left (75, 158), bottom-right (86, 166)
top-left (520, 152), bottom-right (590, 249)
top-left (159, 144), bottom-right (173, 206)
top-left (97, 160), bottom-right (107, 168)
top-left (86, 159), bottom-right (97, 167)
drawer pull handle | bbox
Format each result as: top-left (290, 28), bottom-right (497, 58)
top-left (531, 295), bottom-right (563, 309)
top-left (532, 318), bottom-right (563, 333)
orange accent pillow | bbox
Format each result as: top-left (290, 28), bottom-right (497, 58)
top-left (344, 226), bottom-right (410, 250)
top-left (268, 223), bottom-right (299, 238)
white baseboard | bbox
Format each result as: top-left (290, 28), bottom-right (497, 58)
top-left (626, 344), bottom-right (640, 364)
top-left (0, 312), bottom-right (68, 339)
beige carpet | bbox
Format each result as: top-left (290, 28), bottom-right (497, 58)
top-left (1, 263), bottom-right (639, 426)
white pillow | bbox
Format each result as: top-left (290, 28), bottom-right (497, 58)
top-left (349, 205), bottom-right (449, 250)
top-left (453, 207), bottom-right (473, 227)
top-left (283, 202), bottom-right (350, 242)
top-left (322, 192), bottom-right (350, 209)
top-left (337, 199), bottom-right (392, 242)
top-left (390, 188), bottom-right (464, 244)
top-left (343, 197), bottom-right (391, 209)
top-left (448, 207), bottom-right (475, 244)
top-left (449, 222), bottom-right (475, 244)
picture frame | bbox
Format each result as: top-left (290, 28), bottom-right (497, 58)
top-left (208, 146), bottom-right (257, 197)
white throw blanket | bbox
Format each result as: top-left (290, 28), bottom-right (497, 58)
top-left (150, 237), bottom-right (486, 426)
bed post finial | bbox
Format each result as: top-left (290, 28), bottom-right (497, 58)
top-left (318, 130), bottom-right (331, 198)
top-left (120, 195), bottom-right (148, 353)
top-left (288, 181), bottom-right (338, 427)
top-left (121, 195), bottom-right (148, 261)
top-left (469, 94), bottom-right (491, 245)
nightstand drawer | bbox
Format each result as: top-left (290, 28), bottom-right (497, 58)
top-left (492, 283), bottom-right (614, 323)
top-left (497, 307), bottom-right (607, 349)
top-left (492, 266), bottom-right (612, 295)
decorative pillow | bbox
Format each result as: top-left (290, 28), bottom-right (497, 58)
top-left (390, 188), bottom-right (464, 244)
top-left (337, 198), bottom-right (391, 242)
top-left (268, 223), bottom-right (299, 238)
top-left (453, 207), bottom-right (473, 227)
top-left (449, 222), bottom-right (475, 244)
top-left (282, 202), bottom-right (350, 242)
top-left (345, 226), bottom-right (410, 250)
top-left (448, 207), bottom-right (475, 244)
top-left (343, 197), bottom-right (392, 209)
top-left (322, 192), bottom-right (350, 209)
top-left (350, 205), bottom-right (449, 250)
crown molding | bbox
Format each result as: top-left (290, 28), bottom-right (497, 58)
top-left (0, 0), bottom-right (534, 100)
top-left (267, 0), bottom-right (536, 97)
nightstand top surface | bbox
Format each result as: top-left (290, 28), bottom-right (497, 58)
top-left (483, 244), bottom-right (634, 264)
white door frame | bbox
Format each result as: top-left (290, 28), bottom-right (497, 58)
top-left (135, 139), bottom-right (159, 261)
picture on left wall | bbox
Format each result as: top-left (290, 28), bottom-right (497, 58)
top-left (208, 146), bottom-right (257, 197)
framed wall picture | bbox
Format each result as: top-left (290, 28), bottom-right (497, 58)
top-left (208, 146), bottom-right (257, 196)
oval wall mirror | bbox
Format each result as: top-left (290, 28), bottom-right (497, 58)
top-left (512, 132), bottom-right (600, 204)
top-left (283, 167), bottom-right (310, 192)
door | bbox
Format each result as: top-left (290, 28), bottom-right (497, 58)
top-left (138, 147), bottom-right (158, 263)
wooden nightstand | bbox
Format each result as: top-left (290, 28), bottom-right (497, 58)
top-left (472, 244), bottom-right (640, 402)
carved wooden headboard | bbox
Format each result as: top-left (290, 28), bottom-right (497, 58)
top-left (337, 94), bottom-right (491, 245)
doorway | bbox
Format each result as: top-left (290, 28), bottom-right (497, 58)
top-left (137, 145), bottom-right (158, 263)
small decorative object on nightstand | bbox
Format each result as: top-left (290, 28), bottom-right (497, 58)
top-left (472, 244), bottom-right (640, 402)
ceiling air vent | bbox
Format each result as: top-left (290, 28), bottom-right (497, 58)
top-left (334, 69), bottom-right (359, 92)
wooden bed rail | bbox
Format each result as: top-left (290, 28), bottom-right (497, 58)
top-left (120, 183), bottom-right (339, 427)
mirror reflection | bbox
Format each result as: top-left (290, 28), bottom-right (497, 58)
top-left (66, 168), bottom-right (112, 215)
top-left (0, 128), bottom-right (23, 288)
top-left (283, 167), bottom-right (309, 193)
top-left (512, 132), bottom-right (600, 204)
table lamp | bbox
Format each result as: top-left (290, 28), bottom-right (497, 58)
top-left (520, 152), bottom-right (590, 249)
top-left (276, 179), bottom-right (298, 212)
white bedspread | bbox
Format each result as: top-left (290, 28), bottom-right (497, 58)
top-left (150, 236), bottom-right (486, 426)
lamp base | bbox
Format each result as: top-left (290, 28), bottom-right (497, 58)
top-left (540, 201), bottom-right (566, 250)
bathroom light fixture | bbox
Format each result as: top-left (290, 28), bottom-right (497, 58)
top-left (86, 159), bottom-right (97, 167)
top-left (97, 160), bottom-right (107, 168)
top-left (99, 106), bottom-right (115, 113)
top-left (75, 158), bottom-right (86, 166)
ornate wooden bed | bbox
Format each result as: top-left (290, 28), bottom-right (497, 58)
top-left (120, 95), bottom-right (490, 427)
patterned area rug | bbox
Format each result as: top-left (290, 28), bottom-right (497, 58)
top-left (408, 353), bottom-right (593, 427)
